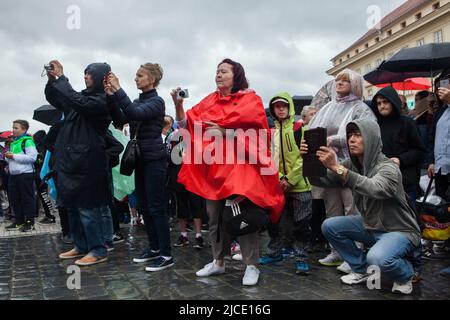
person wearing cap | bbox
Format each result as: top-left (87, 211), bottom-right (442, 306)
top-left (258, 93), bottom-right (313, 275)
top-left (45, 60), bottom-right (114, 266)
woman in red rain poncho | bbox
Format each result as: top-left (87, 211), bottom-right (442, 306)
top-left (171, 58), bottom-right (284, 286)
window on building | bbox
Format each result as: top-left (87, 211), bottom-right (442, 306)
top-left (433, 2), bottom-right (440, 10)
top-left (355, 49), bottom-right (359, 54)
top-left (416, 12), bottom-right (422, 20)
top-left (339, 58), bottom-right (343, 64)
top-left (375, 37), bottom-right (380, 42)
top-left (365, 43), bottom-right (369, 49)
top-left (387, 30), bottom-right (392, 36)
top-left (401, 21), bottom-right (407, 28)
top-left (347, 54), bottom-right (350, 59)
top-left (417, 38), bottom-right (425, 46)
top-left (434, 30), bottom-right (443, 43)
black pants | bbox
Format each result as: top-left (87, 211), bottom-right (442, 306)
top-left (58, 206), bottom-right (70, 236)
top-left (35, 178), bottom-right (55, 220)
top-left (311, 199), bottom-right (327, 243)
top-left (110, 199), bottom-right (123, 234)
top-left (8, 173), bottom-right (36, 224)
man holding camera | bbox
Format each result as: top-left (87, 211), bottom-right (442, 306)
top-left (44, 60), bottom-right (113, 266)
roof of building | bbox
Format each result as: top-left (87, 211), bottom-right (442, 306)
top-left (332, 0), bottom-right (432, 60)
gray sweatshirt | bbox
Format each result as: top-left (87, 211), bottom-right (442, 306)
top-left (311, 119), bottom-right (421, 246)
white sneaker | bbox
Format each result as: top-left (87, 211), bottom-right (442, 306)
top-left (319, 251), bottom-right (343, 266)
top-left (196, 260), bottom-right (225, 277)
top-left (336, 261), bottom-right (352, 274)
top-left (242, 265), bottom-right (260, 286)
top-left (392, 280), bottom-right (413, 295)
top-left (232, 253), bottom-right (243, 261)
top-left (340, 272), bottom-right (369, 285)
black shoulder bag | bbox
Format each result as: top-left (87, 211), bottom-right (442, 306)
top-left (120, 123), bottom-right (141, 176)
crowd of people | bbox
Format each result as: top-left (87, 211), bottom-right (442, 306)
top-left (0, 58), bottom-right (449, 294)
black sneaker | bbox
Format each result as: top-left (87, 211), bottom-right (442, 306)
top-left (38, 216), bottom-right (56, 225)
top-left (174, 235), bottom-right (190, 247)
top-left (20, 221), bottom-right (35, 233)
top-left (145, 257), bottom-right (174, 272)
top-left (193, 236), bottom-right (205, 250)
top-left (133, 250), bottom-right (160, 263)
top-left (5, 222), bottom-right (22, 231)
top-left (113, 233), bottom-right (125, 244)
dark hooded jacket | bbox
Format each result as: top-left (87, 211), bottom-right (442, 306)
top-left (370, 87), bottom-right (426, 194)
top-left (311, 119), bottom-right (421, 246)
top-left (106, 87), bottom-right (166, 162)
top-left (44, 63), bottom-right (113, 208)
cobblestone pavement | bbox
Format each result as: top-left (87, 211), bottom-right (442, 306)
top-left (0, 220), bottom-right (449, 301)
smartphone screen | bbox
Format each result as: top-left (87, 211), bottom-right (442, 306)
top-left (440, 78), bottom-right (449, 88)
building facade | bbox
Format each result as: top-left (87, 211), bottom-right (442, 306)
top-left (327, 0), bottom-right (450, 107)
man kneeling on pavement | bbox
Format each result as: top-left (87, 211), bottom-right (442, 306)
top-left (301, 119), bottom-right (421, 295)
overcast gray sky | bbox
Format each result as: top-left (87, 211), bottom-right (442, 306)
top-left (0, 0), bottom-right (405, 133)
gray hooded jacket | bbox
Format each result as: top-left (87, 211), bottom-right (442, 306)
top-left (311, 119), bottom-right (421, 246)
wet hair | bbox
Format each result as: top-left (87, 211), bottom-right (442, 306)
top-left (415, 91), bottom-right (430, 100)
top-left (346, 122), bottom-right (361, 139)
top-left (140, 63), bottom-right (164, 88)
top-left (218, 58), bottom-right (249, 94)
top-left (13, 120), bottom-right (29, 131)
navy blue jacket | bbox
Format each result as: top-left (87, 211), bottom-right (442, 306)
top-left (107, 88), bottom-right (166, 162)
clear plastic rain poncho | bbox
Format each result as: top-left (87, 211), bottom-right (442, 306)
top-left (309, 69), bottom-right (376, 161)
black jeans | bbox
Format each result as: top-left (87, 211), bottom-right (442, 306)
top-left (8, 173), bottom-right (36, 224)
top-left (58, 206), bottom-right (70, 236)
top-left (36, 178), bottom-right (55, 220)
top-left (135, 159), bottom-right (171, 257)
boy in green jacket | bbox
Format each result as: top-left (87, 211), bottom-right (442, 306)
top-left (4, 120), bottom-right (38, 232)
top-left (259, 93), bottom-right (313, 275)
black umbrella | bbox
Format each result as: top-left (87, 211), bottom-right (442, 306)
top-left (33, 105), bottom-right (63, 126)
top-left (379, 43), bottom-right (450, 74)
top-left (363, 67), bottom-right (440, 86)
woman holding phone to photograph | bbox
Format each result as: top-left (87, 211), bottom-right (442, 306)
top-left (104, 63), bottom-right (173, 272)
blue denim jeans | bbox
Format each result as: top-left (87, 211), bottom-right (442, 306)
top-left (322, 215), bottom-right (416, 282)
top-left (67, 207), bottom-right (108, 258)
top-left (101, 206), bottom-right (114, 247)
top-left (135, 159), bottom-right (171, 257)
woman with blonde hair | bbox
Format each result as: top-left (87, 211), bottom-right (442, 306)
top-left (308, 68), bottom-right (376, 270)
top-left (105, 63), bottom-right (173, 272)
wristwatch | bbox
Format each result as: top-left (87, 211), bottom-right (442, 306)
top-left (336, 165), bottom-right (346, 175)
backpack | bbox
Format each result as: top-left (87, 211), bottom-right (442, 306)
top-left (20, 138), bottom-right (40, 171)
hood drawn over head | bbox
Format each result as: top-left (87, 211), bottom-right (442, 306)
top-left (335, 69), bottom-right (364, 100)
top-left (84, 62), bottom-right (111, 94)
top-left (346, 119), bottom-right (383, 175)
top-left (370, 86), bottom-right (402, 119)
top-left (269, 92), bottom-right (295, 124)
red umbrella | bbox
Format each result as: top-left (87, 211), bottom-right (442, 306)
top-left (0, 131), bottom-right (13, 140)
top-left (375, 77), bottom-right (431, 91)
